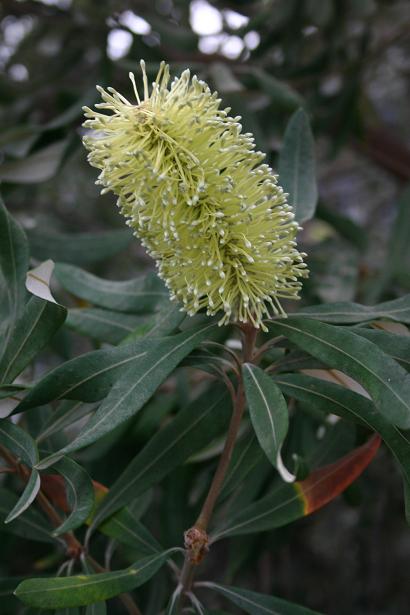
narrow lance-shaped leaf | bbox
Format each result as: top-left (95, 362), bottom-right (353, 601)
top-left (0, 295), bottom-right (66, 385)
top-left (220, 431), bottom-right (265, 502)
top-left (37, 322), bottom-right (218, 467)
top-left (273, 373), bottom-right (410, 487)
top-left (90, 386), bottom-right (231, 529)
top-left (352, 328), bottom-right (410, 371)
top-left (0, 421), bottom-right (41, 523)
top-left (0, 140), bottom-right (67, 183)
top-left (212, 435), bottom-right (380, 540)
top-left (121, 301), bottom-right (185, 343)
top-left (0, 385), bottom-right (27, 419)
top-left (81, 560), bottom-right (106, 615)
top-left (0, 487), bottom-right (55, 544)
top-left (14, 550), bottom-right (175, 609)
top-left (27, 229), bottom-right (132, 266)
top-left (203, 583), bottom-right (322, 615)
top-left (278, 108), bottom-right (318, 223)
top-left (0, 195), bottom-right (29, 347)
top-left (253, 68), bottom-right (304, 112)
top-left (66, 308), bottom-right (145, 345)
top-left (242, 364), bottom-right (294, 482)
top-left (36, 401), bottom-right (96, 444)
top-left (0, 419), bottom-right (38, 466)
top-left (0, 259), bottom-right (66, 385)
top-left (97, 507), bottom-right (162, 555)
top-left (39, 475), bottom-right (151, 546)
top-left (293, 294), bottom-right (410, 324)
top-left (269, 318), bottom-right (410, 429)
top-left (48, 457), bottom-right (95, 536)
top-left (55, 264), bottom-right (167, 314)
top-left (6, 471), bottom-right (41, 524)
top-left (16, 337), bottom-right (156, 411)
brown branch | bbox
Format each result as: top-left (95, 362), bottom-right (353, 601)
top-left (0, 444), bottom-right (141, 615)
top-left (179, 323), bottom-right (258, 598)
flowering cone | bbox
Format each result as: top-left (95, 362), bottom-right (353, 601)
top-left (83, 61), bottom-right (308, 329)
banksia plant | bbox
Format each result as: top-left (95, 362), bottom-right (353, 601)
top-left (83, 61), bottom-right (308, 329)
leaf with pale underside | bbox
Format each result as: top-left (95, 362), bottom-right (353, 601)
top-left (243, 364), bottom-right (294, 482)
top-left (0, 421), bottom-right (41, 522)
top-left (269, 318), bottom-right (410, 429)
top-left (49, 457), bottom-right (95, 536)
top-left (273, 373), bottom-right (410, 487)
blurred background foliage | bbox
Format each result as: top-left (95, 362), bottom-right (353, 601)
top-left (1, 0), bottom-right (410, 613)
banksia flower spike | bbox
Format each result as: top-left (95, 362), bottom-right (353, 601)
top-left (83, 61), bottom-right (308, 329)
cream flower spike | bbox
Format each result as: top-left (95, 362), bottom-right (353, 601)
top-left (83, 60), bottom-right (308, 330)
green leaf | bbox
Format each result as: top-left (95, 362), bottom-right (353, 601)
top-left (37, 322), bottom-right (218, 466)
top-left (294, 294), bottom-right (410, 324)
top-left (55, 264), bottom-right (167, 313)
top-left (273, 373), bottom-right (410, 485)
top-left (49, 457), bottom-right (94, 535)
top-left (121, 302), bottom-right (185, 343)
top-left (0, 296), bottom-right (66, 385)
top-left (15, 551), bottom-right (173, 609)
top-left (269, 318), bottom-right (410, 429)
top-left (0, 487), bottom-right (54, 543)
top-left (0, 195), bottom-right (29, 340)
top-left (212, 431), bottom-right (380, 539)
top-left (0, 141), bottom-right (67, 183)
top-left (278, 108), bottom-right (318, 223)
top-left (98, 507), bottom-right (161, 555)
top-left (0, 421), bottom-right (41, 522)
top-left (81, 560), bottom-right (106, 615)
top-left (203, 583), bottom-right (322, 614)
top-left (253, 69), bottom-right (304, 111)
top-left (220, 431), bottom-right (265, 501)
top-left (27, 229), bottom-right (132, 266)
top-left (0, 126), bottom-right (40, 158)
top-left (17, 337), bottom-right (157, 411)
top-left (36, 401), bottom-right (95, 444)
top-left (66, 308), bottom-right (145, 345)
top-left (243, 364), bottom-right (293, 482)
top-left (316, 203), bottom-right (366, 252)
top-left (352, 328), bottom-right (410, 370)
top-left (90, 385), bottom-right (231, 528)
top-left (6, 471), bottom-right (41, 524)
top-left (0, 420), bottom-right (38, 466)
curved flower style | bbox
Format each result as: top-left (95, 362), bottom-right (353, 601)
top-left (83, 61), bottom-right (308, 329)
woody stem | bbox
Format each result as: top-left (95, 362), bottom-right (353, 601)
top-left (179, 324), bottom-right (258, 597)
top-left (0, 444), bottom-right (141, 615)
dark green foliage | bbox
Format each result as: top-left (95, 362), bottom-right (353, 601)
top-left (1, 1), bottom-right (409, 613)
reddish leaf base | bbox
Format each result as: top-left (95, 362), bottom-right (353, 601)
top-left (296, 434), bottom-right (381, 515)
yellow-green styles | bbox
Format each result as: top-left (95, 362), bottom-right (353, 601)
top-left (83, 61), bottom-right (308, 329)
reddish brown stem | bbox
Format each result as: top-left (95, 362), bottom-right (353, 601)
top-left (179, 323), bottom-right (258, 597)
top-left (0, 444), bottom-right (142, 615)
